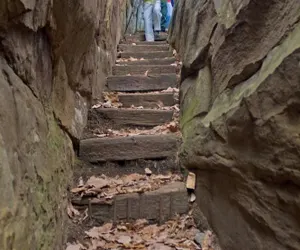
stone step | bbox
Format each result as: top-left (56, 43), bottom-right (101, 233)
top-left (116, 58), bottom-right (175, 66)
top-left (118, 44), bottom-right (169, 52)
top-left (72, 182), bottom-right (189, 224)
top-left (119, 51), bottom-right (172, 59)
top-left (88, 108), bottom-right (174, 130)
top-left (122, 33), bottom-right (145, 42)
top-left (112, 65), bottom-right (176, 76)
top-left (107, 74), bottom-right (177, 92)
top-left (75, 158), bottom-right (180, 179)
top-left (119, 92), bottom-right (175, 108)
top-left (79, 134), bottom-right (179, 162)
top-left (121, 41), bottom-right (168, 46)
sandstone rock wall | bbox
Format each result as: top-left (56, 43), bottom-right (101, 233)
top-left (169, 1), bottom-right (300, 249)
top-left (125, 0), bottom-right (144, 34)
top-left (0, 0), bottom-right (126, 249)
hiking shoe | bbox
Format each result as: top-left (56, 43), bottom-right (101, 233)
top-left (154, 31), bottom-right (167, 41)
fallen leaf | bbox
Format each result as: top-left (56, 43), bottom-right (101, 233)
top-left (117, 225), bottom-right (127, 231)
top-left (148, 243), bottom-right (173, 250)
top-left (129, 57), bottom-right (138, 61)
top-left (85, 223), bottom-right (113, 238)
top-left (121, 173), bottom-right (144, 183)
top-left (134, 219), bottom-right (149, 229)
top-left (66, 243), bottom-right (85, 250)
top-left (117, 235), bottom-right (132, 245)
top-left (167, 122), bottom-right (178, 133)
top-left (86, 176), bottom-right (109, 189)
top-left (90, 239), bottom-right (106, 249)
top-left (71, 187), bottom-right (86, 194)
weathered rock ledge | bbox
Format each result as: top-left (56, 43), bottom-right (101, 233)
top-left (169, 1), bottom-right (300, 249)
top-left (0, 0), bottom-right (126, 249)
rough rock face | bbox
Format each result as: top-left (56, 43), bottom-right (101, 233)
top-left (169, 1), bottom-right (300, 249)
top-left (124, 0), bottom-right (144, 34)
top-left (0, 0), bottom-right (125, 249)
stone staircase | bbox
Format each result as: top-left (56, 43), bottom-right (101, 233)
top-left (72, 38), bottom-right (189, 226)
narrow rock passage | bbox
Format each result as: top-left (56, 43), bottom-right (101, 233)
top-left (66, 34), bottom-right (218, 250)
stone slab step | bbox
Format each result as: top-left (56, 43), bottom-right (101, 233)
top-left (75, 158), bottom-right (180, 179)
top-left (107, 74), bottom-right (177, 92)
top-left (119, 51), bottom-right (172, 59)
top-left (117, 58), bottom-right (175, 66)
top-left (79, 134), bottom-right (179, 162)
top-left (88, 108), bottom-right (173, 129)
top-left (122, 33), bottom-right (145, 42)
top-left (121, 41), bottom-right (168, 45)
top-left (118, 44), bottom-right (169, 52)
top-left (72, 182), bottom-right (189, 224)
top-left (119, 93), bottom-right (175, 108)
top-left (112, 65), bottom-right (176, 76)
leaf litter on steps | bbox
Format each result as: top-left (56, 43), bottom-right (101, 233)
top-left (92, 88), bottom-right (179, 110)
top-left (71, 172), bottom-right (183, 204)
top-left (66, 211), bottom-right (218, 250)
top-left (89, 88), bottom-right (180, 138)
top-left (91, 120), bottom-right (180, 139)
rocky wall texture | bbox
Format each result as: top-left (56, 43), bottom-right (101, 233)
top-left (169, 1), bottom-right (300, 249)
top-left (125, 0), bottom-right (144, 34)
top-left (0, 0), bottom-right (126, 249)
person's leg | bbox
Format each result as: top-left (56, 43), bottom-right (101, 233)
top-left (160, 1), bottom-right (167, 32)
top-left (144, 2), bottom-right (154, 41)
top-left (153, 0), bottom-right (162, 32)
top-left (166, 1), bottom-right (173, 30)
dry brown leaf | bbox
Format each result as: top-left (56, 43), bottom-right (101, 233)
top-left (117, 235), bottom-right (132, 245)
top-left (104, 242), bottom-right (119, 249)
top-left (129, 57), bottom-right (138, 61)
top-left (121, 173), bottom-right (144, 183)
top-left (117, 225), bottom-right (127, 231)
top-left (86, 176), bottom-right (109, 189)
top-left (167, 122), bottom-right (178, 133)
top-left (148, 243), bottom-right (173, 250)
top-left (66, 243), bottom-right (85, 250)
top-left (134, 219), bottom-right (148, 229)
top-left (85, 223), bottom-right (113, 238)
top-left (71, 187), bottom-right (86, 194)
top-left (89, 239), bottom-right (106, 250)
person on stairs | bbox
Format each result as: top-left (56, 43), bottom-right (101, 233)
top-left (144, 0), bottom-right (165, 41)
top-left (161, 0), bottom-right (168, 32)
